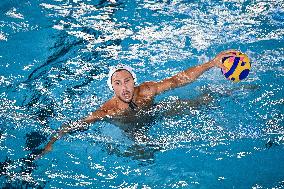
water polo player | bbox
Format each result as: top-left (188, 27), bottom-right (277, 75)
top-left (38, 50), bottom-right (240, 158)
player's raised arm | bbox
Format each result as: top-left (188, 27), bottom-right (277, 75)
top-left (151, 51), bottom-right (231, 95)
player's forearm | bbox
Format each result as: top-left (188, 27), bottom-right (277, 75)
top-left (38, 109), bottom-right (107, 159)
top-left (45, 121), bottom-right (84, 147)
top-left (45, 134), bottom-right (60, 147)
top-left (50, 111), bottom-right (104, 142)
top-left (185, 60), bottom-right (214, 80)
top-left (172, 60), bottom-right (214, 87)
top-left (49, 121), bottom-right (89, 142)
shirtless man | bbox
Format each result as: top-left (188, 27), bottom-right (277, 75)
top-left (38, 50), bottom-right (231, 157)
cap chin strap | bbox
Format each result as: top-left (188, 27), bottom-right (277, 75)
top-left (128, 101), bottom-right (138, 110)
top-left (107, 64), bottom-right (137, 91)
top-left (116, 94), bottom-right (137, 110)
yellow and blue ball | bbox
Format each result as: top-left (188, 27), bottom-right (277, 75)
top-left (221, 51), bottom-right (251, 82)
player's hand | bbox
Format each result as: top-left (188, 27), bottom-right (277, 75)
top-left (211, 50), bottom-right (237, 72)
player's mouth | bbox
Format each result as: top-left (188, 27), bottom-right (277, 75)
top-left (122, 91), bottom-right (132, 100)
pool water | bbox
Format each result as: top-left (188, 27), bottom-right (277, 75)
top-left (0, 0), bottom-right (284, 188)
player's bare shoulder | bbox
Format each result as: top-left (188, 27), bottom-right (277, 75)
top-left (100, 97), bottom-right (118, 112)
top-left (136, 81), bottom-right (157, 98)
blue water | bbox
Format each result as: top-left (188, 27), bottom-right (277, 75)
top-left (0, 0), bottom-right (284, 188)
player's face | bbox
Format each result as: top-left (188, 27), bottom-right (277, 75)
top-left (111, 70), bottom-right (135, 103)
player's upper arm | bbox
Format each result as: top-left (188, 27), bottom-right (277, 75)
top-left (151, 77), bottom-right (178, 95)
top-left (136, 78), bottom-right (177, 97)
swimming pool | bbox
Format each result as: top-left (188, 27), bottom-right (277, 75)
top-left (0, 0), bottom-right (283, 188)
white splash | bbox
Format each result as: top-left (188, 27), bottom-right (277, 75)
top-left (5, 8), bottom-right (24, 19)
top-left (0, 32), bottom-right (8, 41)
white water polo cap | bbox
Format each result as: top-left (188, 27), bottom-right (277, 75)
top-left (107, 64), bottom-right (137, 91)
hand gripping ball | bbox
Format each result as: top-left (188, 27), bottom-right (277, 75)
top-left (221, 51), bottom-right (251, 82)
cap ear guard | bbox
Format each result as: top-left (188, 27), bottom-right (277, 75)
top-left (107, 64), bottom-right (137, 91)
